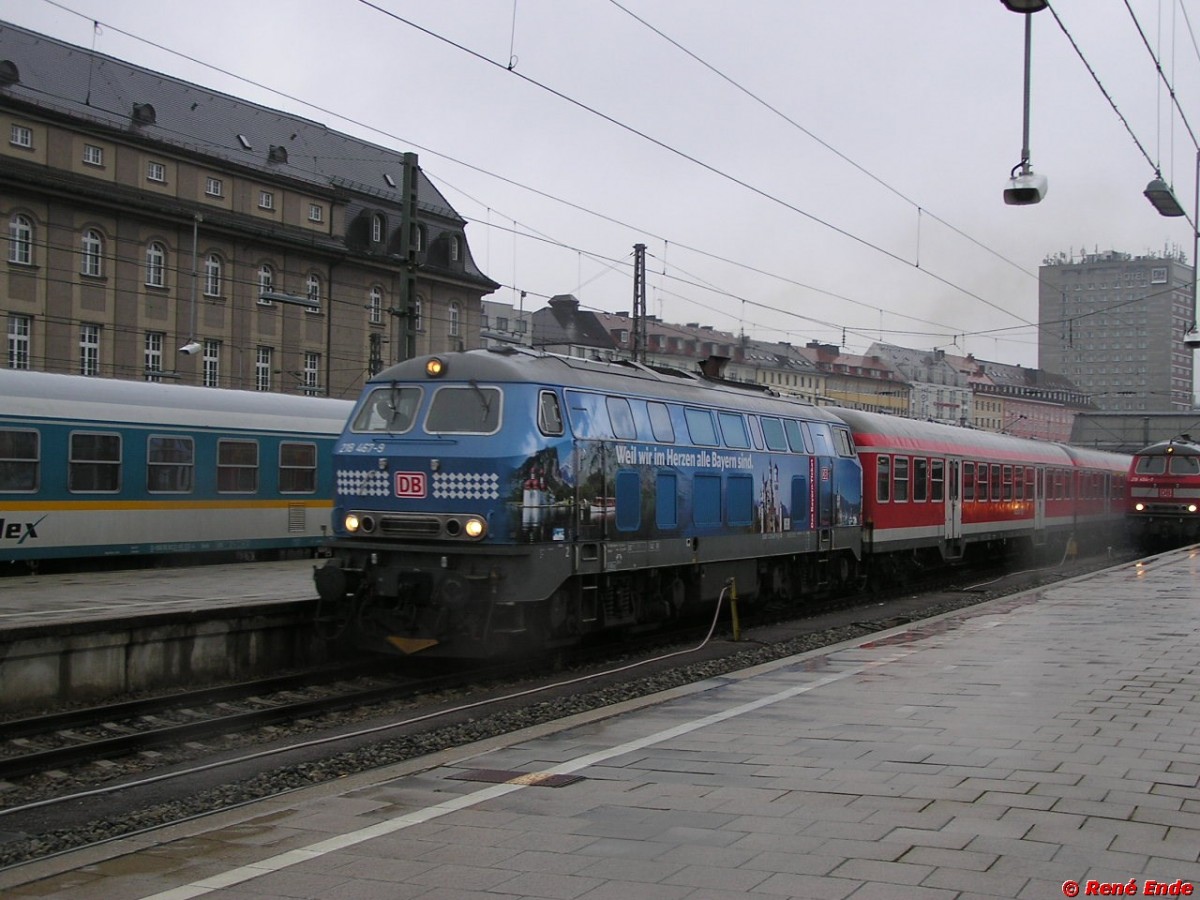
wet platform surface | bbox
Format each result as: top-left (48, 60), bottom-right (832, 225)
top-left (3, 547), bottom-right (1200, 899)
top-left (0, 559), bottom-right (317, 630)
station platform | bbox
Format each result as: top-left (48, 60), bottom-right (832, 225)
top-left (4, 547), bottom-right (1200, 899)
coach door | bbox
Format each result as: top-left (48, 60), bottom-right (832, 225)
top-left (944, 458), bottom-right (962, 543)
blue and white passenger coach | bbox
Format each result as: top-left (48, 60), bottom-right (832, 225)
top-left (315, 347), bottom-right (864, 656)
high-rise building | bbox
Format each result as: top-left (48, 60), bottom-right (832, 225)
top-left (1038, 248), bottom-right (1194, 411)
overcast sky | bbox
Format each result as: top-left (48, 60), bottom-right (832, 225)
top-left (7, 1), bottom-right (1200, 369)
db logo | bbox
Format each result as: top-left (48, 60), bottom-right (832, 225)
top-left (394, 472), bottom-right (427, 498)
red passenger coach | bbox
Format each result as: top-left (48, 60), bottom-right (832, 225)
top-left (834, 409), bottom-right (1128, 573)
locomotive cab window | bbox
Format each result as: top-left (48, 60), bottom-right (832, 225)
top-left (353, 386), bottom-right (422, 433)
top-left (808, 422), bottom-right (835, 456)
top-left (1169, 456), bottom-right (1200, 475)
top-left (147, 435), bottom-right (194, 493)
top-left (647, 401), bottom-right (674, 443)
top-left (760, 416), bottom-right (788, 452)
top-left (425, 385), bottom-right (501, 434)
top-left (69, 431), bottom-right (121, 492)
top-left (0, 428), bottom-right (39, 492)
top-left (538, 390), bottom-right (564, 436)
top-left (279, 442), bottom-right (317, 493)
top-left (717, 412), bottom-right (750, 449)
top-left (832, 427), bottom-right (856, 457)
top-left (1135, 457), bottom-right (1167, 475)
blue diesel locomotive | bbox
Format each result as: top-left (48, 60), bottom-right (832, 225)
top-left (314, 347), bottom-right (863, 656)
top-left (0, 369), bottom-right (352, 569)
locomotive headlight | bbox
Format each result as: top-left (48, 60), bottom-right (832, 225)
top-left (1190, 504), bottom-right (1198, 514)
top-left (1135, 503), bottom-right (1146, 512)
top-left (425, 357), bottom-right (445, 378)
top-left (464, 517), bottom-right (486, 539)
top-left (344, 512), bottom-right (361, 532)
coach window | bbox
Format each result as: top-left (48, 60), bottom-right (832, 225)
top-left (877, 455), bottom-right (891, 502)
top-left (606, 396), bottom-right (637, 440)
top-left (684, 408), bottom-right (718, 446)
top-left (147, 435), bottom-right (194, 493)
top-left (913, 457), bottom-right (928, 502)
top-left (760, 416), bottom-right (788, 452)
top-left (990, 464), bottom-right (1002, 502)
top-left (426, 386), bottom-right (502, 434)
top-left (647, 401), bottom-right (674, 443)
top-left (1002, 465), bottom-right (1013, 501)
top-left (538, 391), bottom-right (564, 436)
top-left (931, 459), bottom-right (945, 502)
top-left (717, 412), bottom-right (750, 449)
top-left (69, 432), bottom-right (120, 492)
top-left (963, 462), bottom-right (975, 501)
top-left (279, 442), bottom-right (317, 493)
top-left (893, 456), bottom-right (910, 502)
top-left (0, 428), bottom-right (39, 491)
top-left (217, 439), bottom-right (258, 493)
top-left (353, 386), bottom-right (422, 433)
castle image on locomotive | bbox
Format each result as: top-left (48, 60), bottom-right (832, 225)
top-left (314, 347), bottom-right (1129, 658)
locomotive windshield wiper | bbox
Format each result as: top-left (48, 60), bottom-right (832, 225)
top-left (468, 379), bottom-right (491, 422)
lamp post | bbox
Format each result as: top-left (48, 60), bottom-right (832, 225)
top-left (179, 213), bottom-right (203, 355)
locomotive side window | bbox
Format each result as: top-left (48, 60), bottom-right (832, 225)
top-left (538, 391), bottom-right (564, 436)
top-left (808, 422), bottom-right (835, 456)
top-left (931, 459), bottom-right (944, 502)
top-left (963, 462), bottom-right (975, 501)
top-left (693, 473), bottom-right (721, 524)
top-left (147, 435), bottom-right (194, 493)
top-left (69, 431), bottom-right (121, 492)
top-left (606, 397), bottom-right (637, 440)
top-left (717, 412), bottom-right (750, 449)
top-left (647, 402), bottom-right (674, 443)
top-left (565, 391), bottom-right (612, 439)
top-left (913, 457), bottom-right (928, 502)
top-left (783, 419), bottom-right (808, 453)
top-left (1169, 456), bottom-right (1200, 475)
top-left (893, 456), bottom-right (909, 502)
top-left (877, 455), bottom-right (891, 502)
top-left (746, 416), bottom-right (764, 450)
top-left (684, 408), bottom-right (718, 446)
top-left (832, 428), bottom-right (856, 457)
top-left (279, 442), bottom-right (317, 493)
top-left (1135, 457), bottom-right (1166, 475)
top-left (760, 417), bottom-right (788, 452)
top-left (0, 428), bottom-right (39, 492)
top-left (615, 470), bottom-right (640, 532)
top-left (217, 439), bottom-right (259, 493)
top-left (354, 386), bottom-right (422, 433)
top-left (425, 386), bottom-right (501, 434)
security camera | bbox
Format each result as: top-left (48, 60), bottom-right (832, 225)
top-left (178, 340), bottom-right (201, 355)
top-left (1003, 170), bottom-right (1048, 205)
top-left (1184, 327), bottom-right (1200, 349)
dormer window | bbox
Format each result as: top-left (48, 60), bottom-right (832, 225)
top-left (371, 214), bottom-right (384, 243)
top-left (448, 235), bottom-right (460, 262)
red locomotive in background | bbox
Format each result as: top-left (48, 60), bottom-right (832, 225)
top-left (1126, 435), bottom-right (1200, 550)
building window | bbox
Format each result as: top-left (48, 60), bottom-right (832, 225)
top-left (145, 241), bottom-right (166, 287)
top-left (449, 235), bottom-right (460, 262)
top-left (258, 190), bottom-right (274, 210)
top-left (414, 297), bottom-right (423, 332)
top-left (255, 346), bottom-right (272, 391)
top-left (8, 214), bottom-right (33, 265)
top-left (306, 273), bottom-right (321, 306)
top-left (146, 161), bottom-right (166, 183)
top-left (449, 301), bottom-right (460, 337)
top-left (203, 340), bottom-right (220, 387)
top-left (371, 214), bottom-right (383, 243)
top-left (369, 286), bottom-right (383, 324)
top-left (497, 316), bottom-right (509, 331)
top-left (205, 176), bottom-right (224, 197)
top-left (308, 203), bottom-right (323, 223)
top-left (8, 315), bottom-right (31, 370)
top-left (303, 351), bottom-right (320, 396)
top-left (204, 254), bottom-right (222, 297)
top-left (413, 225), bottom-right (424, 252)
top-left (144, 332), bottom-right (164, 382)
top-left (80, 228), bottom-right (103, 277)
top-left (10, 124), bottom-right (32, 148)
top-left (80, 324), bottom-right (100, 375)
top-left (258, 263), bottom-right (274, 299)
top-left (83, 144), bottom-right (104, 166)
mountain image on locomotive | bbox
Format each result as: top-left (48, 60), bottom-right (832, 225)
top-left (314, 346), bottom-right (1131, 658)
top-left (1126, 435), bottom-right (1200, 550)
